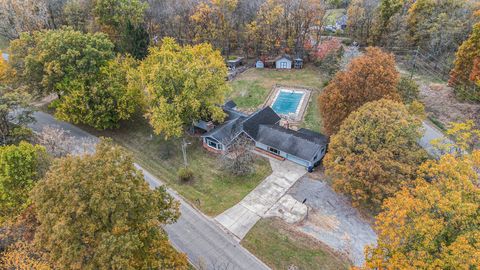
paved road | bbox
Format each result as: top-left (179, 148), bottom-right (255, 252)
top-left (419, 121), bottom-right (452, 157)
top-left (29, 111), bottom-right (270, 270)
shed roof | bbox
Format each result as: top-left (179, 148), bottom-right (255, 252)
top-left (274, 54), bottom-right (292, 62)
top-left (202, 116), bottom-right (246, 144)
top-left (223, 100), bottom-right (237, 109)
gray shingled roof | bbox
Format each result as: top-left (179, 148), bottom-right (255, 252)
top-left (202, 116), bottom-right (246, 144)
top-left (223, 100), bottom-right (237, 109)
top-left (273, 54), bottom-right (292, 62)
top-left (202, 106), bottom-right (328, 161)
top-left (242, 107), bottom-right (281, 139)
top-left (256, 125), bottom-right (327, 161)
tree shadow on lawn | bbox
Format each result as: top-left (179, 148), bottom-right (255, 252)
top-left (80, 113), bottom-right (272, 216)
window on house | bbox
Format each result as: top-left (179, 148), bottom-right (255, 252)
top-left (280, 61), bottom-right (287, 68)
top-left (268, 147), bottom-right (280, 155)
top-left (207, 139), bottom-right (220, 149)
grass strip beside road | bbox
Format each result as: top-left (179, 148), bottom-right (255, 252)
top-left (242, 218), bottom-right (350, 270)
top-left (81, 114), bottom-right (272, 217)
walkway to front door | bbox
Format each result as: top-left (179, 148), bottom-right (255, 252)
top-left (215, 158), bottom-right (306, 239)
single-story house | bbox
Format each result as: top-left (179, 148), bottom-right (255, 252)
top-left (274, 54), bottom-right (292, 69)
top-left (199, 101), bottom-right (328, 171)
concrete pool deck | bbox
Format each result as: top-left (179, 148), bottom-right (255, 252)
top-left (264, 84), bottom-right (311, 123)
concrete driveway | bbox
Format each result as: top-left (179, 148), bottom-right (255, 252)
top-left (285, 177), bottom-right (377, 266)
top-left (215, 158), bottom-right (306, 239)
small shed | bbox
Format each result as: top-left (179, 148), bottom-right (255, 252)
top-left (294, 58), bottom-right (303, 69)
top-left (255, 60), bottom-right (264, 68)
top-left (274, 54), bottom-right (292, 69)
top-left (227, 57), bottom-right (244, 70)
top-left (2, 53), bottom-right (9, 62)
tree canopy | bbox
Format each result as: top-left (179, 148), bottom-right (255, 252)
top-left (8, 27), bottom-right (114, 97)
top-left (364, 150), bottom-right (480, 269)
top-left (0, 51), bottom-right (7, 82)
top-left (324, 99), bottom-right (426, 210)
top-left (0, 89), bottom-right (34, 145)
top-left (450, 22), bottom-right (480, 101)
top-left (397, 76), bottom-right (420, 104)
top-left (0, 142), bottom-right (48, 223)
top-left (138, 37), bottom-right (228, 138)
top-left (31, 139), bottom-right (188, 269)
top-left (318, 47), bottom-right (400, 135)
top-left (53, 54), bottom-right (141, 129)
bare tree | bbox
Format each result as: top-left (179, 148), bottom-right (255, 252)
top-left (0, 0), bottom-right (52, 39)
top-left (220, 134), bottom-right (255, 176)
top-left (36, 125), bottom-right (96, 157)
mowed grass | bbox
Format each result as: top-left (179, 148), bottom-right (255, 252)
top-left (242, 218), bottom-right (350, 270)
top-left (302, 91), bottom-right (323, 132)
top-left (82, 114), bottom-right (272, 216)
top-left (228, 64), bottom-right (326, 131)
top-left (324, 8), bottom-right (346, 25)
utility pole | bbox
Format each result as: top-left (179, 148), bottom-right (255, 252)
top-left (181, 138), bottom-right (191, 167)
top-left (410, 46), bottom-right (419, 80)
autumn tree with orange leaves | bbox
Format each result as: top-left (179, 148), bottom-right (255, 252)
top-left (450, 22), bottom-right (480, 101)
top-left (318, 47), bottom-right (400, 135)
top-left (364, 150), bottom-right (480, 269)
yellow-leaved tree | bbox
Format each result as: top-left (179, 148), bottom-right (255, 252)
top-left (137, 37), bottom-right (228, 138)
top-left (0, 50), bottom-right (7, 82)
top-left (31, 139), bottom-right (188, 269)
top-left (364, 150), bottom-right (480, 269)
top-left (324, 99), bottom-right (427, 211)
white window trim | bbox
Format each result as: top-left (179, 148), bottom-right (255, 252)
top-left (206, 138), bottom-right (222, 150)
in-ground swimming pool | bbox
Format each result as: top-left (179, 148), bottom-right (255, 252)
top-left (271, 90), bottom-right (305, 115)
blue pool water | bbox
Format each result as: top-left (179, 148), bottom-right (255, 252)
top-left (272, 91), bottom-right (304, 115)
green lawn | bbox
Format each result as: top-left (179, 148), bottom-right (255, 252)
top-left (228, 64), bottom-right (326, 132)
top-left (301, 91), bottom-right (323, 132)
top-left (243, 218), bottom-right (350, 270)
top-left (82, 114), bottom-right (272, 216)
top-left (324, 9), bottom-right (346, 25)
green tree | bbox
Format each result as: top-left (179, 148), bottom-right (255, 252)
top-left (138, 37), bottom-right (228, 138)
top-left (364, 151), bottom-right (480, 269)
top-left (407, 0), bottom-right (473, 63)
top-left (0, 142), bottom-right (48, 223)
top-left (94, 0), bottom-right (148, 32)
top-left (397, 76), bottom-right (420, 104)
top-left (53, 55), bottom-right (141, 129)
top-left (119, 21), bottom-right (150, 60)
top-left (8, 27), bottom-right (114, 97)
top-left (324, 99), bottom-right (426, 210)
top-left (31, 139), bottom-right (188, 270)
top-left (0, 89), bottom-right (34, 145)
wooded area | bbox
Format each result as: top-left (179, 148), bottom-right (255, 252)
top-left (0, 0), bottom-right (479, 269)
